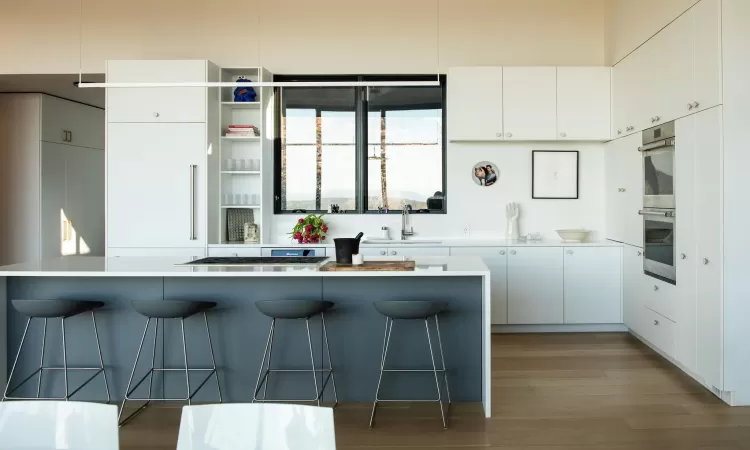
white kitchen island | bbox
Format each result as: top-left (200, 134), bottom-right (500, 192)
top-left (0, 256), bottom-right (492, 417)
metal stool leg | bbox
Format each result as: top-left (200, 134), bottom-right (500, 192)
top-left (262, 319), bottom-right (276, 401)
top-left (147, 318), bottom-right (159, 402)
top-left (3, 318), bottom-right (32, 401)
top-left (203, 312), bottom-right (222, 402)
top-left (305, 318), bottom-right (320, 407)
top-left (321, 312), bottom-right (338, 407)
top-left (435, 315), bottom-right (451, 405)
top-left (91, 311), bottom-right (111, 403)
top-left (36, 318), bottom-right (47, 398)
top-left (119, 318), bottom-right (152, 426)
top-left (425, 317), bottom-right (447, 429)
top-left (369, 317), bottom-right (393, 428)
top-left (180, 319), bottom-right (191, 405)
top-left (61, 318), bottom-right (69, 401)
top-left (253, 319), bottom-right (275, 402)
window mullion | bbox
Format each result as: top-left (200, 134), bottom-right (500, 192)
top-left (356, 85), bottom-right (367, 213)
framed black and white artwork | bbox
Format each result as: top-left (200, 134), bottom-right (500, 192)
top-left (531, 150), bottom-right (579, 199)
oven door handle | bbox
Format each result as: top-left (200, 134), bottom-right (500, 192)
top-left (638, 138), bottom-right (675, 152)
top-left (639, 210), bottom-right (676, 217)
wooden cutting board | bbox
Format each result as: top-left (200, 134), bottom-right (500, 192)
top-left (319, 261), bottom-right (416, 271)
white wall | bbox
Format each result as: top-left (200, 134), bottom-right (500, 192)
top-left (271, 142), bottom-right (606, 242)
top-left (0, 0), bottom-right (610, 74)
top-left (720, 0), bottom-right (750, 405)
top-left (605, 0), bottom-right (699, 64)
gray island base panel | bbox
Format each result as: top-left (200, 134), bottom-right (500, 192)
top-left (3, 276), bottom-right (482, 407)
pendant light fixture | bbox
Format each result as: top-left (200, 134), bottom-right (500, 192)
top-left (76, 0), bottom-right (441, 89)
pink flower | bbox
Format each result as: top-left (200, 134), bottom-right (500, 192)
top-left (297, 238), bottom-right (303, 243)
top-left (298, 219), bottom-right (304, 224)
top-left (322, 226), bottom-right (329, 232)
top-left (305, 225), bottom-right (313, 231)
top-left (321, 236), bottom-right (326, 241)
top-left (303, 238), bottom-right (309, 243)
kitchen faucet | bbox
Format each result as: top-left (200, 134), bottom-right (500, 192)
top-left (401, 202), bottom-right (414, 240)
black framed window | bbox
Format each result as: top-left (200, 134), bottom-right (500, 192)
top-left (275, 75), bottom-right (446, 214)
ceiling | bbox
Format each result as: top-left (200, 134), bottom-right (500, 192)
top-left (0, 74), bottom-right (104, 108)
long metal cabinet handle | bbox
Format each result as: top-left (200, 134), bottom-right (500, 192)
top-left (638, 210), bottom-right (675, 217)
top-left (190, 165), bottom-right (197, 240)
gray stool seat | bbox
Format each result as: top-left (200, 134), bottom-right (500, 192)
top-left (255, 300), bottom-right (333, 319)
top-left (374, 300), bottom-right (447, 320)
top-left (12, 299), bottom-right (104, 318)
top-left (131, 300), bottom-right (216, 319)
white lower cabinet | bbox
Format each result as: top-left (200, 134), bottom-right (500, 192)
top-left (359, 247), bottom-right (388, 257)
top-left (637, 306), bottom-right (677, 358)
top-left (507, 247), bottom-right (563, 324)
top-left (387, 247), bottom-right (449, 257)
top-left (360, 247), bottom-right (449, 258)
top-left (623, 245), bottom-right (644, 329)
top-left (451, 247), bottom-right (508, 325)
top-left (563, 247), bottom-right (622, 324)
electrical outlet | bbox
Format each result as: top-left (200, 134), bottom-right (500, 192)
top-left (463, 226), bottom-right (470, 236)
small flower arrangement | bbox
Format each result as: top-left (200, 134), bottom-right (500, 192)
top-left (290, 214), bottom-right (328, 244)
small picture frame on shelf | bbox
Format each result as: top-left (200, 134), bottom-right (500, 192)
top-left (531, 150), bottom-right (579, 199)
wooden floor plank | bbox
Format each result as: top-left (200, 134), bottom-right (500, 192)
top-left (119, 332), bottom-right (750, 450)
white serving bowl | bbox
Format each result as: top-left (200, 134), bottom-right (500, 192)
top-left (556, 229), bottom-right (590, 242)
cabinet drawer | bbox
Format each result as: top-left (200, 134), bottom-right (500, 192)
top-left (208, 247), bottom-right (262, 257)
top-left (450, 247), bottom-right (508, 257)
top-left (107, 88), bottom-right (206, 123)
top-left (106, 60), bottom-right (207, 123)
top-left (639, 306), bottom-right (676, 358)
top-left (643, 277), bottom-right (677, 321)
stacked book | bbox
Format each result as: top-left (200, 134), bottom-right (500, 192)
top-left (226, 125), bottom-right (259, 137)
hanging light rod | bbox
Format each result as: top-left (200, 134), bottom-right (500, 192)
top-left (75, 80), bottom-right (440, 88)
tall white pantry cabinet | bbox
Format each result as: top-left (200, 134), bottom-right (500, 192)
top-left (0, 94), bottom-right (105, 266)
top-left (106, 60), bottom-right (220, 257)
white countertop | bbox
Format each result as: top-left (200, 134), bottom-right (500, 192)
top-left (212, 239), bottom-right (623, 248)
top-left (0, 256), bottom-right (490, 278)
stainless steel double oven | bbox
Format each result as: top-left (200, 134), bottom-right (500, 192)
top-left (639, 121), bottom-right (676, 284)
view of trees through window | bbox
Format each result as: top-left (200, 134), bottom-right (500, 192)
top-left (277, 78), bottom-right (445, 213)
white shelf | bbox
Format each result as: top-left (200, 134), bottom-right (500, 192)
top-left (222, 102), bottom-right (261, 108)
top-left (221, 171), bottom-right (260, 175)
top-left (221, 205), bottom-right (261, 209)
top-left (222, 135), bottom-right (260, 141)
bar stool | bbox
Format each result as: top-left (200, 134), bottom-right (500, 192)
top-left (119, 300), bottom-right (222, 426)
top-left (3, 299), bottom-right (110, 402)
top-left (253, 300), bottom-right (337, 407)
top-left (370, 300), bottom-right (451, 429)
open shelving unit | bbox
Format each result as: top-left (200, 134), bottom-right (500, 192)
top-left (212, 67), bottom-right (274, 245)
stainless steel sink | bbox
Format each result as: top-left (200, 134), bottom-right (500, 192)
top-left (361, 240), bottom-right (442, 245)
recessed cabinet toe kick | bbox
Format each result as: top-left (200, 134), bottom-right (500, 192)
top-left (0, 256), bottom-right (491, 417)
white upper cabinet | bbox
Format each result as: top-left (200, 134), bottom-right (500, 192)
top-left (611, 0), bottom-right (722, 138)
top-left (563, 247), bottom-right (622, 324)
top-left (107, 60), bottom-right (207, 123)
top-left (41, 95), bottom-right (104, 149)
top-left (503, 67), bottom-right (557, 140)
top-left (605, 133), bottom-right (642, 247)
top-left (107, 123), bottom-right (207, 248)
top-left (447, 66), bottom-right (609, 141)
top-left (692, 0), bottom-right (722, 113)
top-left (447, 67), bottom-right (503, 141)
top-left (556, 67), bottom-right (611, 140)
top-left (507, 246), bottom-right (563, 324)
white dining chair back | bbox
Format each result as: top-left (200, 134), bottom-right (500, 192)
top-left (177, 403), bottom-right (336, 450)
top-left (0, 401), bottom-right (119, 450)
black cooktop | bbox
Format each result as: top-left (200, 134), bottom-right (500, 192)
top-left (181, 257), bottom-right (328, 266)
